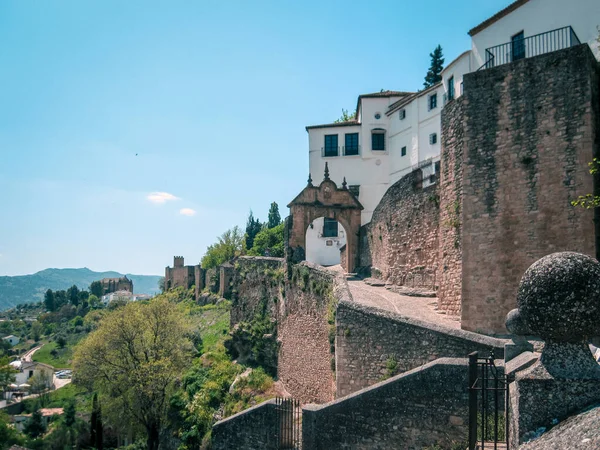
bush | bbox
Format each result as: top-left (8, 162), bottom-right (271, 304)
top-left (248, 223), bottom-right (284, 257)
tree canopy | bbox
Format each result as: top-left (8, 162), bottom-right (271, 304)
top-left (245, 210), bottom-right (263, 250)
top-left (247, 223), bottom-right (285, 257)
top-left (424, 45), bottom-right (444, 88)
top-left (201, 226), bottom-right (245, 269)
top-left (333, 108), bottom-right (357, 123)
top-left (73, 297), bottom-right (194, 450)
top-left (267, 202), bottom-right (282, 229)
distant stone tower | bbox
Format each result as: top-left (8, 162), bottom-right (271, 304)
top-left (165, 256), bottom-right (200, 293)
top-left (100, 276), bottom-right (133, 295)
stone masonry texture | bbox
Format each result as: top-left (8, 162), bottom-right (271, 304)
top-left (460, 45), bottom-right (598, 333)
top-left (212, 399), bottom-right (279, 450)
top-left (439, 98), bottom-right (465, 315)
top-left (335, 300), bottom-right (505, 397)
top-left (302, 358), bottom-right (471, 450)
top-left (359, 171), bottom-right (440, 290)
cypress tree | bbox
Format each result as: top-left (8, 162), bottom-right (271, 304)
top-left (423, 45), bottom-right (445, 88)
top-left (90, 393), bottom-right (98, 447)
top-left (267, 202), bottom-right (281, 229)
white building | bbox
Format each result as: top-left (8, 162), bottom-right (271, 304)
top-left (303, 0), bottom-right (599, 268)
top-left (2, 335), bottom-right (20, 346)
top-left (101, 290), bottom-right (134, 304)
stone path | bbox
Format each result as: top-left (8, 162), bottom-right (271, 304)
top-left (324, 265), bottom-right (461, 328)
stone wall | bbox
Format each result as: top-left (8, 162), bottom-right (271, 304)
top-left (219, 263), bottom-right (235, 299)
top-left (335, 300), bottom-right (505, 397)
top-left (164, 256), bottom-right (197, 292)
top-left (230, 256), bottom-right (284, 326)
top-left (204, 267), bottom-right (219, 294)
top-left (358, 171), bottom-right (439, 289)
top-left (212, 399), bottom-right (278, 450)
top-left (460, 45), bottom-right (598, 333)
top-left (194, 266), bottom-right (205, 300)
top-left (439, 98), bottom-right (465, 315)
top-left (302, 358), bottom-right (471, 450)
top-left (277, 263), bottom-right (345, 404)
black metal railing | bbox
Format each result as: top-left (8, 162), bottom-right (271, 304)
top-left (275, 397), bottom-right (302, 449)
top-left (322, 146), bottom-right (339, 157)
top-left (468, 351), bottom-right (509, 450)
top-left (478, 26), bottom-right (581, 70)
top-left (343, 144), bottom-right (361, 156)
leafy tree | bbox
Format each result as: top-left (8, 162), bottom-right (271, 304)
top-left (64, 399), bottom-right (76, 427)
top-left (0, 411), bottom-right (24, 449)
top-left (67, 285), bottom-right (80, 306)
top-left (73, 297), bottom-right (193, 450)
top-left (248, 223), bottom-right (285, 257)
top-left (88, 294), bottom-right (102, 309)
top-left (423, 45), bottom-right (444, 88)
top-left (44, 289), bottom-right (55, 312)
top-left (24, 409), bottom-right (46, 438)
top-left (54, 290), bottom-right (67, 309)
top-left (91, 392), bottom-right (104, 450)
top-left (245, 210), bottom-right (263, 250)
top-left (31, 321), bottom-right (43, 342)
top-left (267, 202), bottom-right (282, 229)
top-left (157, 276), bottom-right (165, 294)
top-left (56, 334), bottom-right (67, 349)
top-left (201, 226), bottom-right (245, 269)
top-left (90, 281), bottom-right (104, 298)
top-left (0, 356), bottom-right (16, 392)
top-left (333, 108), bottom-right (356, 123)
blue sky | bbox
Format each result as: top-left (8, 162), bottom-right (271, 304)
top-left (0, 0), bottom-right (511, 276)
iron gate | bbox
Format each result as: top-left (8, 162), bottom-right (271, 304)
top-left (468, 351), bottom-right (509, 450)
top-left (275, 397), bottom-right (302, 449)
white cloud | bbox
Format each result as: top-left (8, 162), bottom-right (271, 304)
top-left (147, 192), bottom-right (179, 204)
top-left (179, 208), bottom-right (196, 217)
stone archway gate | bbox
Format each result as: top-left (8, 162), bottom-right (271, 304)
top-left (287, 164), bottom-right (363, 273)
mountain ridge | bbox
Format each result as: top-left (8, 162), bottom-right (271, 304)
top-left (0, 267), bottom-right (162, 311)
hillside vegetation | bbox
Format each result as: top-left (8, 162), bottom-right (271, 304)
top-left (0, 267), bottom-right (161, 310)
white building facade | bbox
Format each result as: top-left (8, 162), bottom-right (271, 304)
top-left (303, 0), bottom-right (599, 268)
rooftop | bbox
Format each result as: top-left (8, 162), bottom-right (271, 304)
top-left (468, 0), bottom-right (531, 36)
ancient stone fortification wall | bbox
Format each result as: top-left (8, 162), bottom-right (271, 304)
top-left (204, 267), bottom-right (219, 293)
top-left (439, 98), bottom-right (465, 315)
top-left (212, 399), bottom-right (278, 450)
top-left (358, 171), bottom-right (439, 289)
top-left (335, 301), bottom-right (505, 397)
top-left (460, 45), bottom-right (598, 333)
top-left (277, 263), bottom-right (348, 404)
top-left (303, 358), bottom-right (471, 450)
top-left (229, 256), bottom-right (284, 326)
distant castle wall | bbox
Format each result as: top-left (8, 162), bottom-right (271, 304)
top-left (100, 276), bottom-right (133, 295)
top-left (164, 256), bottom-right (198, 292)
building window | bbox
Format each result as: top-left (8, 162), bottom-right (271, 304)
top-left (428, 94), bottom-right (437, 110)
top-left (511, 31), bottom-right (525, 61)
top-left (323, 218), bottom-right (338, 238)
top-left (324, 134), bottom-right (338, 157)
top-left (344, 133), bottom-right (359, 156)
top-left (447, 76), bottom-right (455, 101)
top-left (401, 146), bottom-right (407, 157)
top-left (429, 133), bottom-right (437, 144)
top-left (349, 185), bottom-right (360, 197)
top-left (399, 109), bottom-right (406, 120)
top-left (371, 130), bottom-right (385, 151)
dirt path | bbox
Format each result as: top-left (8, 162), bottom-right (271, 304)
top-left (346, 278), bottom-right (461, 329)
top-left (22, 345), bottom-right (42, 362)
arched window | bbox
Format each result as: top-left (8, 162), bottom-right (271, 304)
top-left (371, 128), bottom-right (386, 151)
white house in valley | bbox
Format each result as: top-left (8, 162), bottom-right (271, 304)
top-left (303, 0), bottom-right (599, 268)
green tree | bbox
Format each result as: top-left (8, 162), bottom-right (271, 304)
top-left (56, 334), bottom-right (67, 349)
top-left (157, 276), bottom-right (166, 293)
top-left (90, 281), bottom-right (104, 298)
top-left (201, 226), bottom-right (245, 269)
top-left (64, 399), bottom-right (76, 428)
top-left (54, 290), bottom-right (67, 309)
top-left (44, 289), bottom-right (55, 312)
top-left (90, 392), bottom-right (104, 450)
top-left (0, 411), bottom-right (24, 449)
top-left (333, 108), bottom-right (356, 123)
top-left (31, 321), bottom-right (43, 342)
top-left (248, 223), bottom-right (285, 257)
top-left (0, 356), bottom-right (16, 393)
top-left (73, 297), bottom-right (193, 450)
top-left (24, 409), bottom-right (46, 439)
top-left (267, 202), bottom-right (282, 229)
top-left (67, 285), bottom-right (80, 306)
top-left (88, 294), bottom-right (102, 309)
top-left (423, 45), bottom-right (444, 88)
top-left (245, 210), bottom-right (263, 250)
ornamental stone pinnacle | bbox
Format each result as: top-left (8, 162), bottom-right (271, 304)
top-left (342, 177), bottom-right (348, 189)
top-left (307, 173), bottom-right (313, 187)
top-left (324, 162), bottom-right (330, 181)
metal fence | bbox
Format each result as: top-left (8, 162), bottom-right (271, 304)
top-left (275, 397), bottom-right (302, 449)
top-left (468, 351), bottom-right (509, 450)
top-left (478, 26), bottom-right (581, 71)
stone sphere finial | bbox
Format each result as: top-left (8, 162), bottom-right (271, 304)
top-left (514, 252), bottom-right (600, 343)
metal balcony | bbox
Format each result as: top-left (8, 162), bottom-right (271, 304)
top-left (478, 26), bottom-right (581, 71)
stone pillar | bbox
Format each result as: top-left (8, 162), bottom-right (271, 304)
top-left (506, 252), bottom-right (600, 448)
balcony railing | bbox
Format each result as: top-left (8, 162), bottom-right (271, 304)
top-left (478, 26), bottom-right (581, 71)
top-left (321, 145), bottom-right (361, 157)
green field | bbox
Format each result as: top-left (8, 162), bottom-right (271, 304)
top-left (32, 341), bottom-right (73, 369)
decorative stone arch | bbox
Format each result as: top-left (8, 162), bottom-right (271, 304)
top-left (287, 163), bottom-right (363, 273)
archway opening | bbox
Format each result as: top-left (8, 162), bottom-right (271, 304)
top-left (305, 217), bottom-right (347, 267)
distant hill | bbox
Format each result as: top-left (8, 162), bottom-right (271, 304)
top-left (0, 268), bottom-right (162, 311)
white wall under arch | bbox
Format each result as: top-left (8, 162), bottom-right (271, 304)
top-left (305, 217), bottom-right (347, 267)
